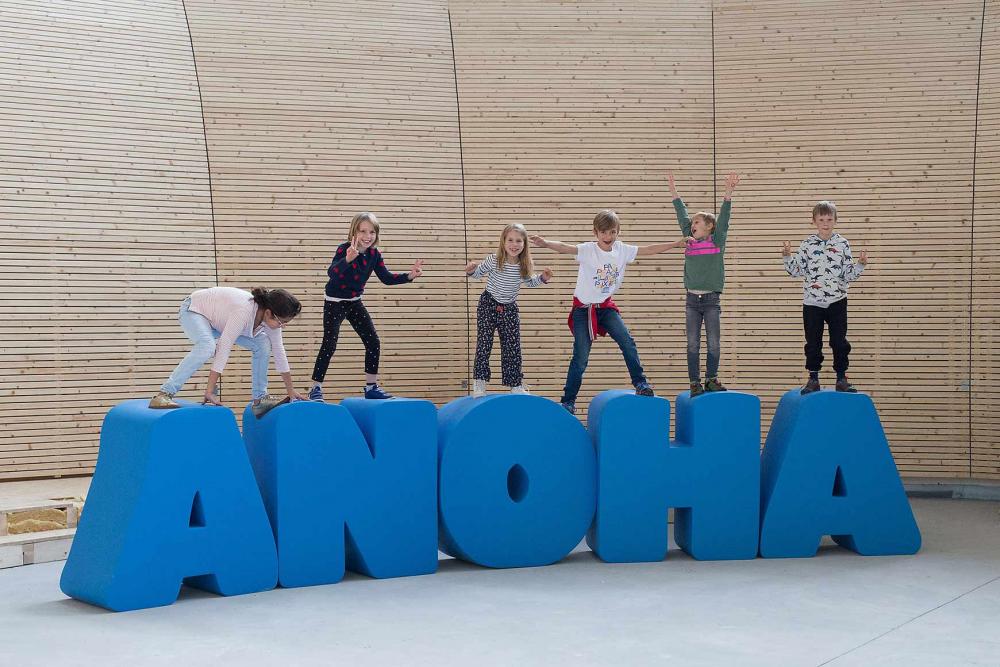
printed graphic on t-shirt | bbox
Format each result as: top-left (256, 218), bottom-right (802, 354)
top-left (593, 263), bottom-right (620, 293)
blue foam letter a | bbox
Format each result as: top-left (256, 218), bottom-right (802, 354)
top-left (60, 400), bottom-right (278, 611)
top-left (759, 390), bottom-right (921, 557)
top-left (242, 398), bottom-right (438, 587)
top-left (587, 390), bottom-right (760, 562)
top-left (438, 395), bottom-right (596, 568)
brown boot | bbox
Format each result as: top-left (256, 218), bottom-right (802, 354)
top-left (835, 377), bottom-right (858, 393)
top-left (704, 378), bottom-right (728, 392)
top-left (690, 382), bottom-right (705, 397)
top-left (800, 378), bottom-right (821, 395)
top-left (149, 392), bottom-right (180, 409)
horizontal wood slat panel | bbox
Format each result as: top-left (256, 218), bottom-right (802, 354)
top-left (0, 0), bottom-right (214, 479)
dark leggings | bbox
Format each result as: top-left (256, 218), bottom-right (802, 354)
top-left (473, 291), bottom-right (523, 387)
top-left (311, 299), bottom-right (380, 382)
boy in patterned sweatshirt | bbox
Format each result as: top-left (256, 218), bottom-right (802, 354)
top-left (783, 200), bottom-right (869, 394)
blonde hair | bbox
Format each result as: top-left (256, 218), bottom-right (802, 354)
top-left (496, 223), bottom-right (534, 279)
top-left (693, 211), bottom-right (717, 233)
top-left (593, 209), bottom-right (620, 233)
top-left (347, 211), bottom-right (380, 247)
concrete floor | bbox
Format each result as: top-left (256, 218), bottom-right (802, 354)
top-left (0, 497), bottom-right (997, 667)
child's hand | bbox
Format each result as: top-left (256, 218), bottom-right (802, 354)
top-left (724, 172), bottom-right (741, 198)
top-left (465, 260), bottom-right (478, 275)
top-left (667, 171), bottom-right (678, 198)
top-left (529, 235), bottom-right (547, 248)
top-left (782, 241), bottom-right (792, 257)
top-left (202, 392), bottom-right (224, 407)
top-left (288, 389), bottom-right (308, 402)
top-left (859, 250), bottom-right (869, 265)
top-left (541, 267), bottom-right (554, 282)
top-left (346, 238), bottom-right (361, 262)
top-left (408, 259), bottom-right (424, 280)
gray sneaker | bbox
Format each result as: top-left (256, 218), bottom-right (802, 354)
top-left (149, 392), bottom-right (180, 409)
top-left (252, 394), bottom-right (289, 419)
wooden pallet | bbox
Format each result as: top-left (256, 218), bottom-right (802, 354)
top-left (0, 528), bottom-right (75, 569)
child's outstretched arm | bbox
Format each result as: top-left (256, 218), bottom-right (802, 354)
top-left (524, 267), bottom-right (554, 287)
top-left (668, 171), bottom-right (693, 237)
top-left (465, 255), bottom-right (495, 279)
top-left (842, 244), bottom-right (868, 282)
top-left (782, 240), bottom-right (807, 277)
top-left (530, 235), bottom-right (576, 255)
top-left (636, 237), bottom-right (691, 256)
top-left (373, 250), bottom-right (420, 284)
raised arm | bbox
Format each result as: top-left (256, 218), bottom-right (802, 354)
top-left (668, 172), bottom-right (692, 237)
top-left (842, 244), bottom-right (867, 282)
top-left (530, 235), bottom-right (576, 255)
top-left (373, 249), bottom-right (416, 285)
top-left (782, 240), bottom-right (807, 277)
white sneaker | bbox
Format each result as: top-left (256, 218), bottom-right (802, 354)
top-left (472, 379), bottom-right (487, 398)
top-left (510, 385), bottom-right (530, 395)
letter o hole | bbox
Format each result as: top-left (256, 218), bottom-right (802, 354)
top-left (507, 464), bottom-right (528, 502)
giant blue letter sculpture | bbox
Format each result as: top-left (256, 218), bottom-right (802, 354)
top-left (437, 395), bottom-right (596, 568)
top-left (60, 401), bottom-right (278, 611)
top-left (587, 390), bottom-right (761, 562)
top-left (759, 390), bottom-right (921, 557)
top-left (242, 398), bottom-right (438, 587)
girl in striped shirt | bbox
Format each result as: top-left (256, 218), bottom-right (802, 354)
top-left (465, 224), bottom-right (552, 397)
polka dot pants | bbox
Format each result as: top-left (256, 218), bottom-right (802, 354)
top-left (474, 291), bottom-right (523, 387)
top-left (311, 299), bottom-right (380, 382)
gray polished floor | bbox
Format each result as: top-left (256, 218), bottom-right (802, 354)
top-left (1, 497), bottom-right (998, 666)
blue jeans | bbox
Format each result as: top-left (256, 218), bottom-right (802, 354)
top-left (561, 307), bottom-right (647, 403)
top-left (685, 292), bottom-right (721, 382)
top-left (161, 297), bottom-right (272, 399)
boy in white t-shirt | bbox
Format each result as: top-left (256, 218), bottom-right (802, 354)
top-left (531, 210), bottom-right (689, 414)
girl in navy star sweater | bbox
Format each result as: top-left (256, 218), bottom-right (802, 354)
top-left (310, 212), bottom-right (423, 401)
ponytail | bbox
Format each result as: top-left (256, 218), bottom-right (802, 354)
top-left (251, 287), bottom-right (302, 320)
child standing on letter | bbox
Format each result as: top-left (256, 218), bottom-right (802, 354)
top-left (310, 212), bottom-right (424, 402)
top-left (466, 224), bottom-right (553, 396)
top-left (531, 211), bottom-right (688, 415)
top-left (668, 171), bottom-right (740, 396)
top-left (783, 200), bottom-right (868, 394)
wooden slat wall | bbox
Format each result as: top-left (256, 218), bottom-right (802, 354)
top-left (2, 1), bottom-right (998, 481)
top-left (713, 0), bottom-right (982, 476)
top-left (450, 0), bottom-right (716, 418)
top-left (973, 0), bottom-right (1000, 479)
top-left (0, 0), bottom-right (214, 480)
top-left (183, 0), bottom-right (467, 410)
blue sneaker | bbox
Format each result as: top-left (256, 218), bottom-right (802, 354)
top-left (364, 383), bottom-right (394, 400)
top-left (561, 400), bottom-right (576, 415)
top-left (634, 381), bottom-right (655, 397)
top-left (308, 385), bottom-right (325, 402)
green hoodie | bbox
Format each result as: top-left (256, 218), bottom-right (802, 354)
top-left (674, 197), bottom-right (732, 293)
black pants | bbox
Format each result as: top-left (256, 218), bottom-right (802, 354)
top-left (803, 298), bottom-right (850, 374)
top-left (311, 299), bottom-right (380, 382)
top-left (473, 291), bottom-right (523, 386)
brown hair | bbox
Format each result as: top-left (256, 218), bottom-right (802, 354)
top-left (593, 209), bottom-right (620, 233)
top-left (812, 200), bottom-right (838, 220)
top-left (496, 224), bottom-right (534, 279)
top-left (347, 211), bottom-right (381, 247)
top-left (251, 287), bottom-right (301, 320)
top-left (693, 211), bottom-right (717, 233)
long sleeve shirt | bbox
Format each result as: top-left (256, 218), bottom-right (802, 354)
top-left (324, 242), bottom-right (410, 300)
top-left (188, 287), bottom-right (290, 374)
top-left (674, 197), bottom-right (732, 293)
top-left (784, 233), bottom-right (865, 307)
top-left (468, 254), bottom-right (546, 304)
